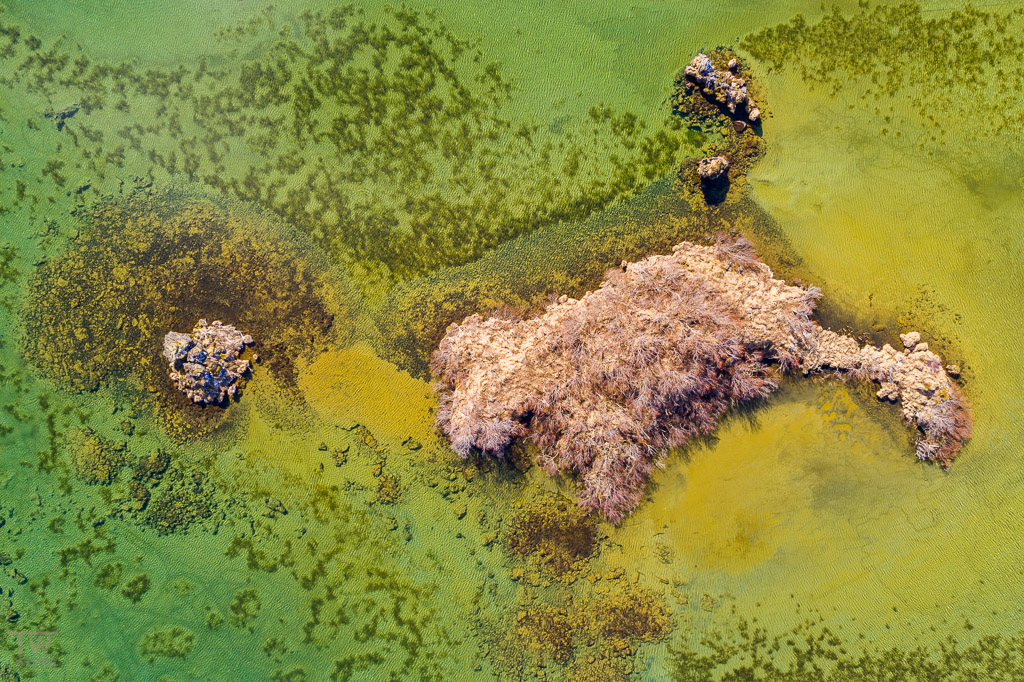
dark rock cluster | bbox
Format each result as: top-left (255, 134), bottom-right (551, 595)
top-left (162, 319), bottom-right (253, 405)
top-left (684, 53), bottom-right (761, 121)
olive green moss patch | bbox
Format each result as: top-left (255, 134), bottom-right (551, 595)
top-left (21, 187), bottom-right (350, 440)
top-left (742, 3), bottom-right (1024, 144)
top-left (1, 5), bottom-right (694, 296)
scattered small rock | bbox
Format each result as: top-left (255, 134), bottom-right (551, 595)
top-left (263, 498), bottom-right (287, 518)
top-left (43, 103), bottom-right (80, 131)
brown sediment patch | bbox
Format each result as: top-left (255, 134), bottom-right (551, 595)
top-left (483, 585), bottom-right (672, 681)
top-left (506, 495), bottom-right (599, 579)
top-left (21, 186), bottom-right (352, 441)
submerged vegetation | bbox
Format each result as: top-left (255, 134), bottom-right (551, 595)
top-left (741, 2), bottom-right (1024, 143)
top-left (375, 50), bottom-right (767, 378)
top-left (21, 187), bottom-right (346, 439)
top-left (66, 427), bottom-right (127, 485)
top-left (0, 4), bottom-right (690, 295)
top-left (668, 618), bottom-right (1024, 681)
top-left (506, 495), bottom-right (599, 579)
top-left (485, 584), bottom-right (671, 681)
top-left (0, 1), bottom-right (1009, 680)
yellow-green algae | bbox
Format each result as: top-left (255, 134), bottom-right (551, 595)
top-left (0, 0), bottom-right (1022, 681)
top-left (0, 3), bottom-right (693, 298)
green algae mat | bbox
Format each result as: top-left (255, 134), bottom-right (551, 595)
top-left (1, 1), bottom-right (1023, 680)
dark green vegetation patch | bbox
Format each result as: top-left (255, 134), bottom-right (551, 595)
top-left (668, 617), bottom-right (1024, 681)
top-left (21, 187), bottom-right (349, 439)
top-left (506, 495), bottom-right (599, 579)
top-left (1, 5), bottom-right (690, 296)
top-left (741, 2), bottom-right (1024, 143)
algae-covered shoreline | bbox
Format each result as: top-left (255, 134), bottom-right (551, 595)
top-left (0, 0), bottom-right (1022, 680)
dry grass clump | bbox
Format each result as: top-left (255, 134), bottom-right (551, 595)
top-left (914, 385), bottom-right (972, 465)
top-left (432, 238), bottom-right (810, 522)
top-left (433, 237), bottom-right (971, 522)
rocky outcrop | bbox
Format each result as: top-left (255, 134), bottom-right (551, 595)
top-left (432, 238), bottom-right (970, 522)
top-left (697, 156), bottom-right (730, 181)
top-left (684, 53), bottom-right (760, 121)
top-left (163, 320), bottom-right (253, 404)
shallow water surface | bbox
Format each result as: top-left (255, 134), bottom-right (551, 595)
top-left (0, 0), bottom-right (1022, 680)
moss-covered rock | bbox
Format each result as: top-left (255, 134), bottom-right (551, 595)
top-left (138, 626), bottom-right (195, 662)
top-left (66, 428), bottom-right (127, 485)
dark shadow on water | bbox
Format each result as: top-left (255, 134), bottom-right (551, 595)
top-left (700, 176), bottom-right (730, 205)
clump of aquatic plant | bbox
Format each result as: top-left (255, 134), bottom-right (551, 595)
top-left (65, 428), bottom-right (127, 485)
top-left (144, 466), bottom-right (216, 534)
top-left (505, 495), bottom-right (599, 578)
top-left (668, 615), bottom-right (1024, 681)
top-left (514, 603), bottom-right (576, 665)
top-left (21, 187), bottom-right (347, 439)
top-left (229, 587), bottom-right (262, 631)
top-left (592, 587), bottom-right (671, 643)
top-left (138, 625), bottom-right (195, 662)
top-left (484, 585), bottom-right (672, 681)
top-left (433, 237), bottom-right (970, 521)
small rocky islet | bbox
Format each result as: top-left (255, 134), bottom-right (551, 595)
top-left (162, 319), bottom-right (254, 405)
